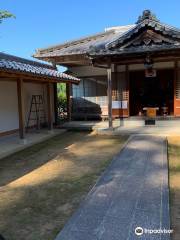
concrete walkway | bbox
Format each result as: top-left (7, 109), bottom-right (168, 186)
top-left (0, 129), bottom-right (66, 159)
top-left (55, 135), bottom-right (170, 240)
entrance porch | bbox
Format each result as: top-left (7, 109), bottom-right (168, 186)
top-left (70, 61), bottom-right (180, 125)
top-left (62, 118), bottom-right (180, 135)
top-left (129, 69), bottom-right (174, 116)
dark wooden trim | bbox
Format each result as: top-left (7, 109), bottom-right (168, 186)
top-left (0, 77), bottom-right (52, 85)
top-left (114, 57), bottom-right (177, 65)
top-left (0, 69), bottom-right (79, 84)
top-left (0, 77), bottom-right (17, 82)
top-left (47, 82), bottom-right (53, 130)
top-left (17, 78), bottom-right (25, 139)
top-left (112, 109), bottom-right (129, 117)
top-left (94, 55), bottom-right (180, 66)
top-left (75, 75), bottom-right (107, 79)
top-left (126, 65), bottom-right (130, 117)
top-left (92, 63), bottom-right (109, 69)
top-left (82, 78), bottom-right (85, 98)
top-left (174, 61), bottom-right (178, 116)
top-left (53, 83), bottom-right (58, 125)
top-left (127, 67), bottom-right (174, 73)
top-left (0, 129), bottom-right (19, 138)
top-left (113, 64), bottom-right (118, 100)
top-left (37, 54), bottom-right (91, 66)
top-left (23, 79), bottom-right (52, 84)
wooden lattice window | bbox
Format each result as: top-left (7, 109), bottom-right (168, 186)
top-left (176, 70), bottom-right (180, 99)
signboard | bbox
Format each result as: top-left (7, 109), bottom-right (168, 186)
top-left (112, 101), bottom-right (127, 109)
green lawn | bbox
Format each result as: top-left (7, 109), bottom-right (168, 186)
top-left (168, 136), bottom-right (180, 240)
top-left (0, 131), bottom-right (127, 240)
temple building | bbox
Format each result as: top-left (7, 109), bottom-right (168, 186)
top-left (0, 53), bottom-right (79, 139)
top-left (34, 10), bottom-right (180, 127)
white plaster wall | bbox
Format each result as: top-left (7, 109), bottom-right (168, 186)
top-left (0, 81), bottom-right (19, 133)
top-left (69, 66), bottom-right (107, 77)
top-left (70, 62), bottom-right (174, 78)
top-left (0, 81), bottom-right (55, 134)
top-left (24, 83), bottom-right (46, 127)
top-left (72, 77), bottom-right (107, 98)
top-left (24, 82), bottom-right (55, 127)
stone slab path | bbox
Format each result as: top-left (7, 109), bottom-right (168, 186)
top-left (55, 135), bottom-right (170, 240)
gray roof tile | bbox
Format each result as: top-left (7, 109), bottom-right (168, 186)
top-left (34, 26), bottom-right (135, 58)
top-left (0, 52), bottom-right (80, 83)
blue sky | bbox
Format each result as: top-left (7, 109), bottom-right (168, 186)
top-left (1, 0), bottom-right (180, 62)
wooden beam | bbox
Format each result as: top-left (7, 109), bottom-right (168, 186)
top-left (47, 82), bottom-right (53, 130)
top-left (17, 78), bottom-right (25, 139)
top-left (0, 129), bottom-right (19, 137)
top-left (0, 70), bottom-right (79, 84)
top-left (126, 65), bottom-right (130, 117)
top-left (36, 54), bottom-right (91, 65)
top-left (174, 61), bottom-right (178, 116)
top-left (93, 54), bottom-right (180, 66)
top-left (66, 83), bottom-right (72, 121)
top-left (107, 66), bottom-right (113, 128)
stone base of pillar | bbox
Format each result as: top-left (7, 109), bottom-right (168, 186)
top-left (19, 138), bottom-right (28, 145)
top-left (48, 130), bottom-right (54, 134)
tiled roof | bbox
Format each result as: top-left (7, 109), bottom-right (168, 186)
top-left (34, 10), bottom-right (180, 62)
top-left (0, 52), bottom-right (80, 83)
top-left (89, 11), bottom-right (180, 57)
top-left (33, 25), bottom-right (135, 58)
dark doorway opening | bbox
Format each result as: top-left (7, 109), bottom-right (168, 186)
top-left (129, 69), bottom-right (174, 116)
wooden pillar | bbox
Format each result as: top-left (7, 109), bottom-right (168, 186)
top-left (174, 61), bottom-right (177, 116)
top-left (173, 61), bottom-right (180, 116)
top-left (53, 83), bottom-right (58, 125)
top-left (17, 78), bottom-right (25, 139)
top-left (126, 65), bottom-right (130, 117)
top-left (47, 82), bottom-right (53, 130)
top-left (66, 83), bottom-right (72, 121)
top-left (114, 64), bottom-right (118, 100)
top-left (107, 65), bottom-right (113, 128)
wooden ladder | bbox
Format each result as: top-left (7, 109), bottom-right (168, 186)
top-left (26, 95), bottom-right (46, 131)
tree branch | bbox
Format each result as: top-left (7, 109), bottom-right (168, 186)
top-left (0, 10), bottom-right (15, 23)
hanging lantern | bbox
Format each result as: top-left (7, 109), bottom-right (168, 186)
top-left (144, 54), bottom-right (154, 69)
top-left (144, 54), bottom-right (156, 77)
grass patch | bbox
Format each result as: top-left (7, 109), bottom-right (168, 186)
top-left (168, 136), bottom-right (180, 240)
top-left (0, 131), bottom-right (127, 240)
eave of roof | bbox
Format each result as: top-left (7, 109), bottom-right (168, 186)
top-left (33, 10), bottom-right (180, 65)
top-left (88, 11), bottom-right (180, 58)
top-left (0, 52), bottom-right (80, 83)
top-left (89, 44), bottom-right (180, 58)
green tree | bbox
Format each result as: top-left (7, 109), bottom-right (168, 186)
top-left (57, 83), bottom-right (67, 110)
top-left (0, 10), bottom-right (15, 23)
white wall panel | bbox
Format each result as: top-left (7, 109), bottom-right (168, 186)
top-left (0, 81), bottom-right (55, 134)
top-left (70, 66), bottom-right (106, 77)
top-left (0, 81), bottom-right (19, 132)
